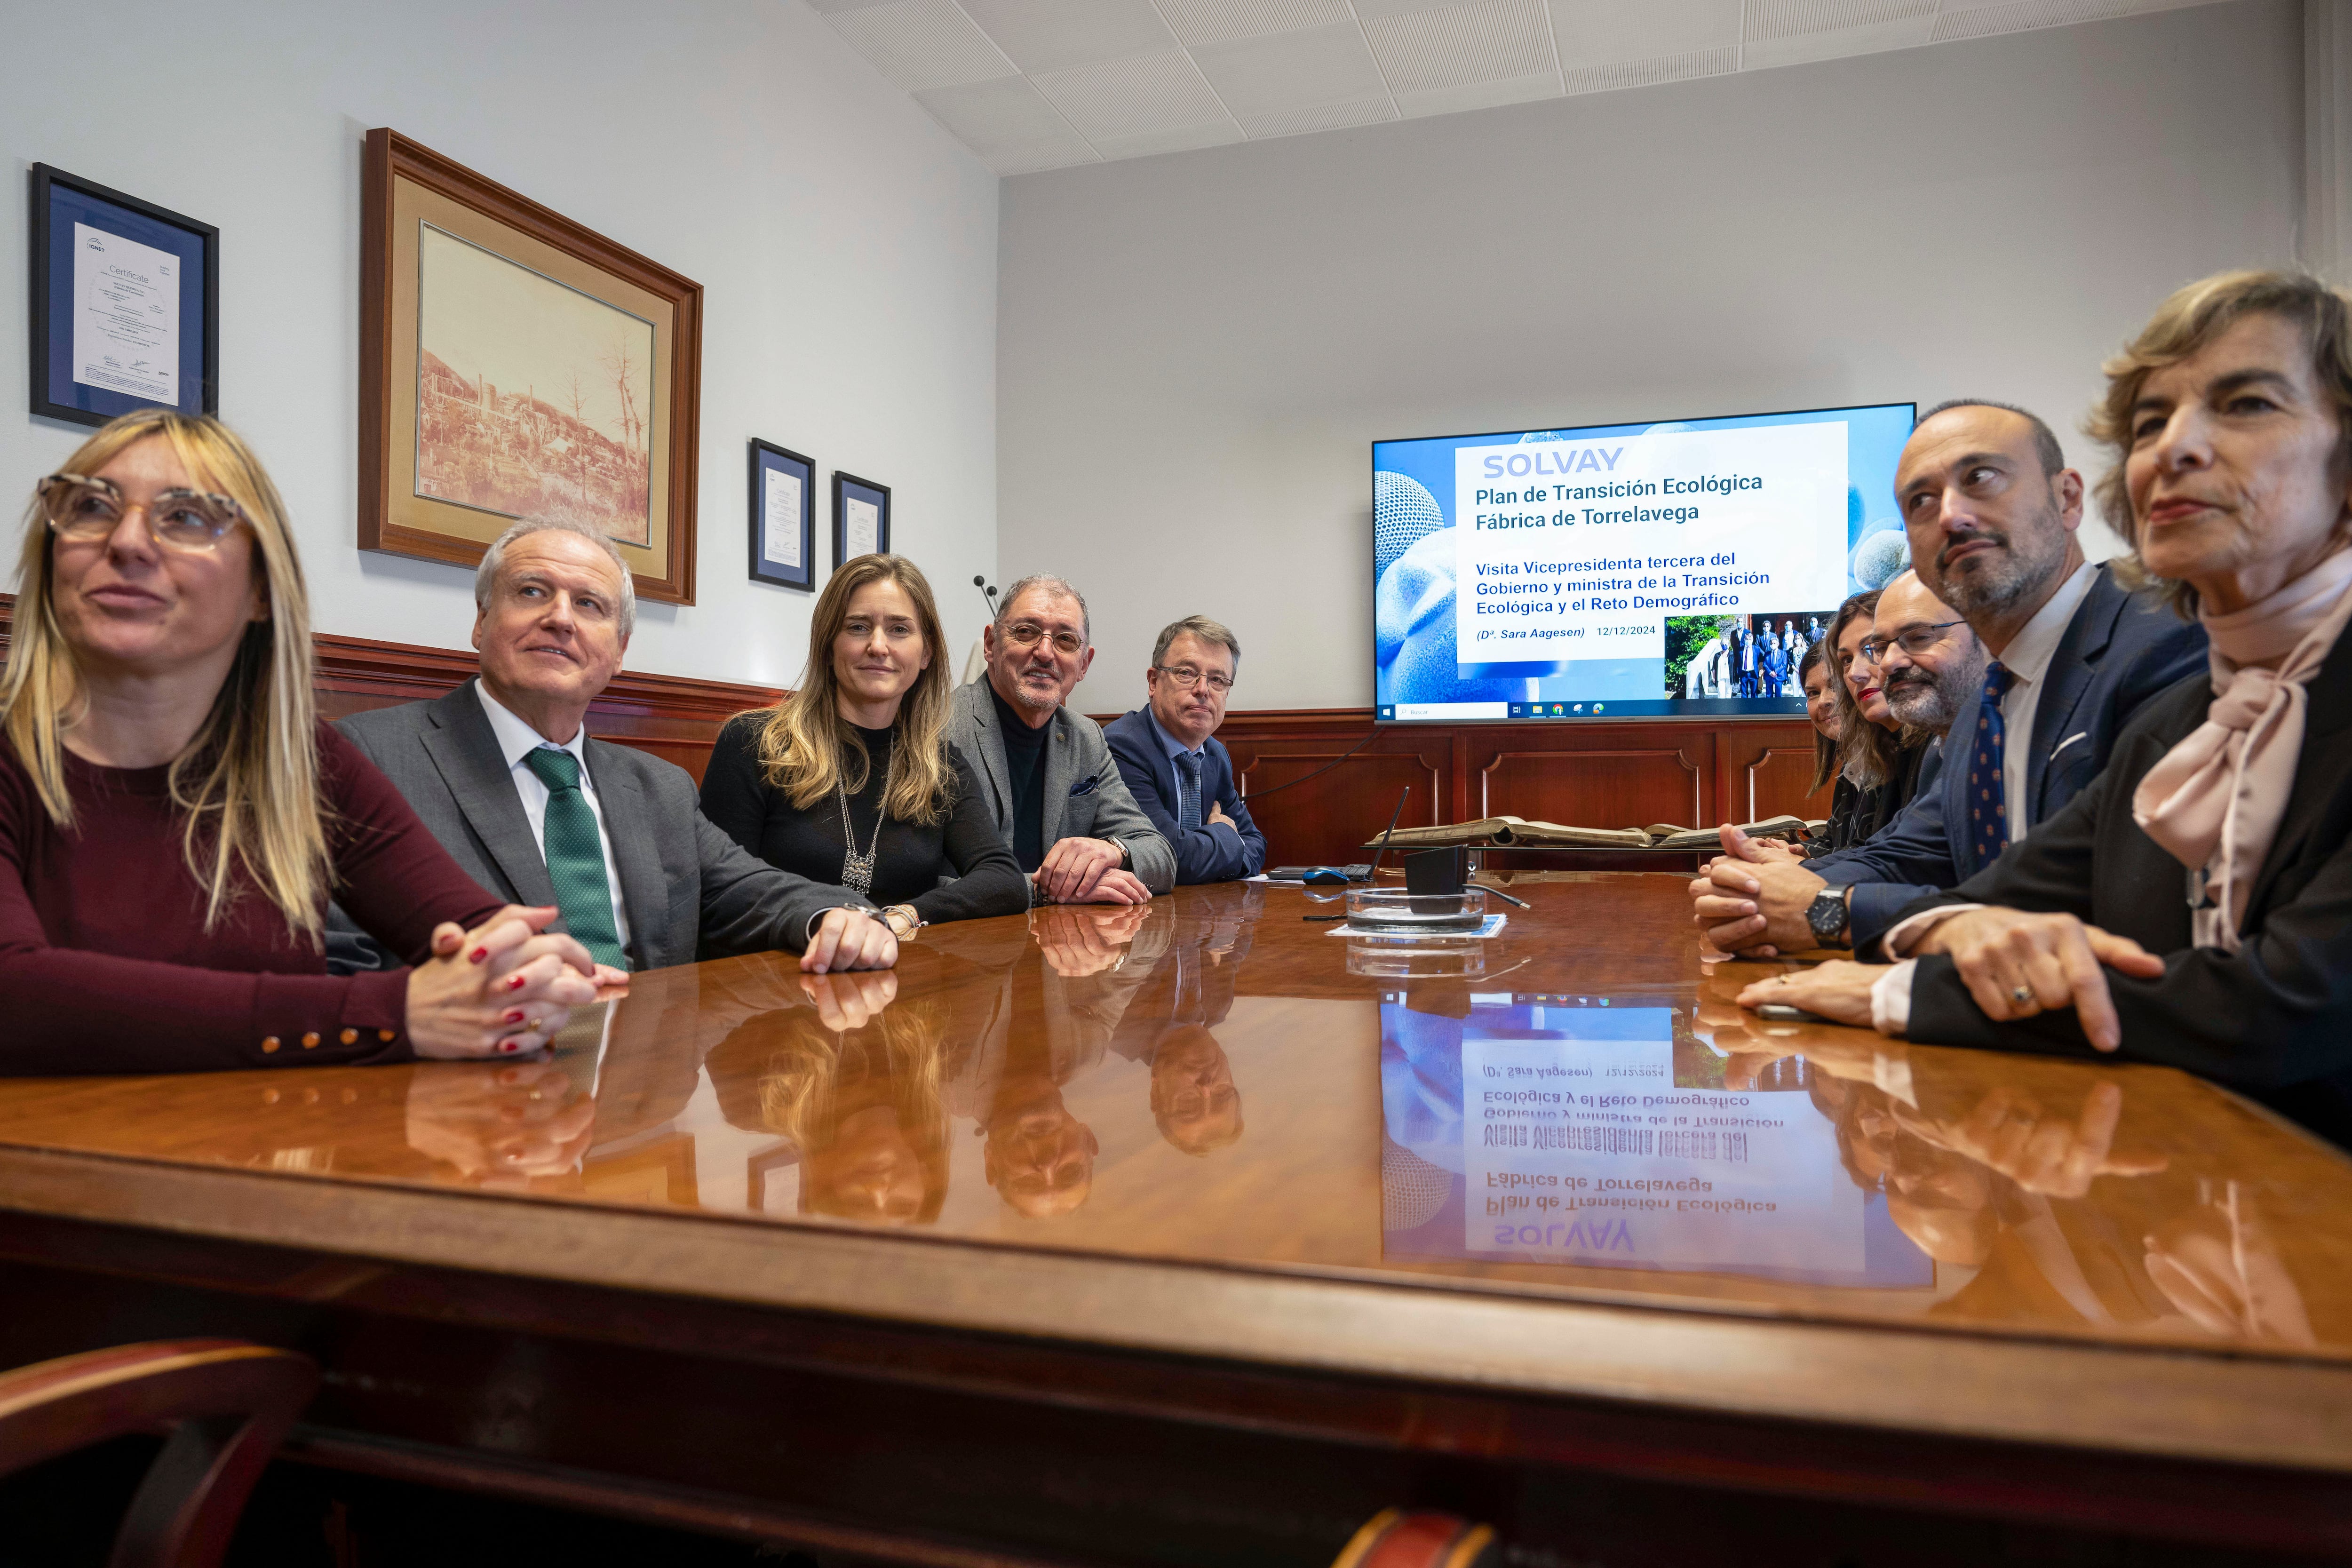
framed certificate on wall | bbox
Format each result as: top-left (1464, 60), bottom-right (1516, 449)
top-left (748, 438), bottom-right (815, 591)
top-left (28, 165), bottom-right (219, 428)
top-left (831, 470), bottom-right (890, 574)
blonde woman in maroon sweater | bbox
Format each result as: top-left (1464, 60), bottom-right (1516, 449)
top-left (0, 411), bottom-right (596, 1072)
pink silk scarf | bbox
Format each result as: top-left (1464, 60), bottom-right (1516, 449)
top-left (2131, 546), bottom-right (2352, 950)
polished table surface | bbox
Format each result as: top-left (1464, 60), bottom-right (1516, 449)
top-left (6, 874), bottom-right (2352, 1556)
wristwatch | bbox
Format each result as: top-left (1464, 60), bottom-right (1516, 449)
top-left (1805, 884), bottom-right (1851, 948)
top-left (1104, 836), bottom-right (1132, 870)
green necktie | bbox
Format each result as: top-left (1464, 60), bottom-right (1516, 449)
top-left (523, 747), bottom-right (629, 971)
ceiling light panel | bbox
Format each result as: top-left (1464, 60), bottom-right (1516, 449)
top-left (1744, 0), bottom-right (1935, 40)
top-left (1153, 0), bottom-right (1358, 46)
top-left (1362, 0), bottom-right (1556, 95)
top-left (1189, 21), bottom-right (1394, 116)
top-left (1546, 0), bottom-right (1742, 65)
top-left (959, 0), bottom-right (1179, 73)
top-left (822, 0), bottom-right (1016, 91)
top-left (1930, 0), bottom-right (2132, 40)
top-left (1034, 50), bottom-right (1233, 137)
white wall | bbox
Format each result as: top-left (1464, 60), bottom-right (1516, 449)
top-left (1, 0), bottom-right (999, 688)
top-left (998, 0), bottom-right (2304, 716)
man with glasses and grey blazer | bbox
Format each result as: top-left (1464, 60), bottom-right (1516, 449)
top-left (946, 575), bottom-right (1176, 904)
top-left (1104, 616), bottom-right (1266, 885)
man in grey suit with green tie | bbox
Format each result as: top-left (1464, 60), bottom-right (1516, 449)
top-left (335, 518), bottom-right (897, 975)
top-left (946, 574), bottom-right (1175, 903)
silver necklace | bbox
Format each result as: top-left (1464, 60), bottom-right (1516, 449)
top-left (836, 749), bottom-right (893, 896)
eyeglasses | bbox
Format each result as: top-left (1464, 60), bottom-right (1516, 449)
top-left (37, 473), bottom-right (247, 552)
top-left (1001, 621), bottom-right (1086, 656)
top-left (1857, 620), bottom-right (1966, 663)
top-left (1152, 664), bottom-right (1232, 694)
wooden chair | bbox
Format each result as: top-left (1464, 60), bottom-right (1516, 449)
top-left (0, 1339), bottom-right (318, 1568)
top-left (1331, 1508), bottom-right (1500, 1568)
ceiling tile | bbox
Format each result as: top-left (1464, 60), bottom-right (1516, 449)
top-left (1152, 0), bottom-right (1355, 46)
top-left (1546, 0), bottom-right (1741, 66)
top-left (1744, 0), bottom-right (1934, 41)
top-left (822, 0), bottom-right (1017, 91)
top-left (1559, 43), bottom-right (1738, 93)
top-left (1236, 93), bottom-right (1400, 137)
top-left (1363, 0), bottom-right (1555, 95)
top-left (804, 0), bottom-right (901, 12)
top-left (1034, 50), bottom-right (1232, 137)
top-left (958, 0), bottom-right (1178, 73)
top-left (1089, 121), bottom-right (1251, 159)
top-left (916, 74), bottom-right (1090, 156)
top-left (1930, 0), bottom-right (2132, 40)
top-left (1396, 71), bottom-right (1558, 117)
top-left (1740, 13), bottom-right (1935, 65)
top-left (986, 143), bottom-right (1104, 174)
top-left (1190, 21), bottom-right (1392, 115)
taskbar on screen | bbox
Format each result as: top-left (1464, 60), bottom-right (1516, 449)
top-left (1377, 700), bottom-right (1807, 722)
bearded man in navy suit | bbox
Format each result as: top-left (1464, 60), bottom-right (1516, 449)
top-left (1104, 617), bottom-right (1268, 885)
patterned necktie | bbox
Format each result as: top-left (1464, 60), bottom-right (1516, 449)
top-left (1966, 662), bottom-right (2017, 874)
top-left (1174, 750), bottom-right (1203, 830)
top-left (523, 747), bottom-right (628, 971)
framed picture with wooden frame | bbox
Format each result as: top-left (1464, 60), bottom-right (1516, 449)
top-left (747, 438), bottom-right (815, 591)
top-left (830, 470), bottom-right (890, 576)
top-left (359, 127), bottom-right (703, 605)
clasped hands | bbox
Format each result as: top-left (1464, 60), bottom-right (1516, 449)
top-left (1032, 836), bottom-right (1152, 904)
top-left (1693, 826), bottom-right (2165, 1051)
top-left (405, 905), bottom-right (608, 1059)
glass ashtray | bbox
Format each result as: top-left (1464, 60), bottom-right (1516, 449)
top-left (1342, 887), bottom-right (1489, 933)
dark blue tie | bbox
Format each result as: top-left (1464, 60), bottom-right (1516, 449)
top-left (1174, 751), bottom-right (1202, 830)
top-left (1966, 662), bottom-right (2016, 874)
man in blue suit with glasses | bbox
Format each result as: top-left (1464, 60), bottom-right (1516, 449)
top-left (1105, 616), bottom-right (1267, 885)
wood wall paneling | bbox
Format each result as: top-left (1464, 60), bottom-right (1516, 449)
top-left (0, 598), bottom-right (1820, 855)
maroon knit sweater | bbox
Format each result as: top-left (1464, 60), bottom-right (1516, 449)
top-left (0, 723), bottom-right (501, 1073)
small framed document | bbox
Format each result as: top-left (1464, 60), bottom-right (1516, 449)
top-left (831, 470), bottom-right (891, 575)
top-left (28, 165), bottom-right (219, 428)
top-left (747, 438), bottom-right (815, 591)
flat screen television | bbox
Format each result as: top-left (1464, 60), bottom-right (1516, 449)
top-left (1373, 401), bottom-right (1915, 722)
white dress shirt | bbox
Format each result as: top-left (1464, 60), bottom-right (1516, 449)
top-left (475, 683), bottom-right (633, 957)
top-left (1867, 563), bottom-right (2101, 1031)
top-left (1990, 560), bottom-right (2097, 840)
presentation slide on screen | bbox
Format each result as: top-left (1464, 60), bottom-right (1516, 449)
top-left (1378, 997), bottom-right (1932, 1289)
top-left (1374, 403), bottom-right (1914, 721)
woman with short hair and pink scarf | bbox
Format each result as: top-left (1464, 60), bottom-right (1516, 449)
top-left (1743, 271), bottom-right (2352, 1148)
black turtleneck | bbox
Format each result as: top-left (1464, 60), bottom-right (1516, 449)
top-left (989, 683), bottom-right (1052, 871)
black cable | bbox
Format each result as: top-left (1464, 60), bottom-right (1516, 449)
top-left (1236, 726), bottom-right (1379, 802)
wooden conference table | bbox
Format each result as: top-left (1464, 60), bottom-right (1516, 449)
top-left (2, 875), bottom-right (2351, 1566)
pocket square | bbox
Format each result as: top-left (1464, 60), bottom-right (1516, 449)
top-left (1069, 775), bottom-right (1101, 797)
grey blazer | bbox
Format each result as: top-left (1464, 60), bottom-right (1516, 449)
top-left (335, 681), bottom-right (866, 968)
top-left (945, 678), bottom-right (1176, 895)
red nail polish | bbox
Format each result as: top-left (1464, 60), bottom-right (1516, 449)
top-left (500, 1040), bottom-right (519, 1053)
top-left (503, 1009), bottom-right (525, 1025)
top-left (505, 974), bottom-right (526, 992)
top-left (469, 946), bottom-right (489, 964)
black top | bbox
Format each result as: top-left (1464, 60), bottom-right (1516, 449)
top-left (990, 684), bottom-right (1052, 872)
top-left (1817, 734), bottom-right (1935, 855)
top-left (699, 714), bottom-right (1029, 924)
top-left (1899, 636), bottom-right (2352, 1150)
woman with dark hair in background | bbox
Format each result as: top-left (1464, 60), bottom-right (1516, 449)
top-left (701, 554), bottom-right (1027, 941)
top-left (1812, 590), bottom-right (1934, 853)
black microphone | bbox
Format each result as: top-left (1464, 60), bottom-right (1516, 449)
top-left (973, 574), bottom-right (998, 619)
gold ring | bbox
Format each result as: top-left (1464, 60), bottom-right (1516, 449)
top-left (2010, 985), bottom-right (2034, 1005)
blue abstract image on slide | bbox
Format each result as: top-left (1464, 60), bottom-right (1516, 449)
top-left (1373, 402), bottom-right (1915, 718)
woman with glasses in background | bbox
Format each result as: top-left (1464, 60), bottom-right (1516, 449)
top-left (702, 554), bottom-right (1027, 938)
top-left (1809, 590), bottom-right (1934, 854)
top-left (1, 410), bottom-right (597, 1073)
